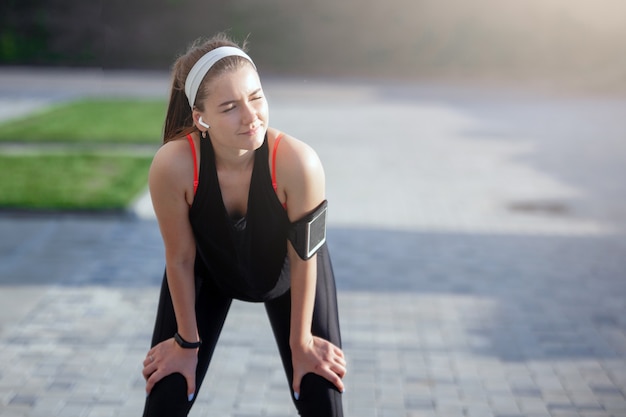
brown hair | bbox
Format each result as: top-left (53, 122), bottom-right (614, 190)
top-left (162, 33), bottom-right (252, 143)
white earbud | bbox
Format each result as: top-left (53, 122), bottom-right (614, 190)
top-left (198, 117), bottom-right (210, 129)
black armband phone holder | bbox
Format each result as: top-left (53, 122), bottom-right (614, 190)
top-left (287, 200), bottom-right (328, 260)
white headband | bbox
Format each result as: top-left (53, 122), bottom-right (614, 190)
top-left (184, 46), bottom-right (256, 109)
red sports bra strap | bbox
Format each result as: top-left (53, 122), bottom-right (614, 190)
top-left (272, 133), bottom-right (284, 193)
top-left (186, 134), bottom-right (199, 194)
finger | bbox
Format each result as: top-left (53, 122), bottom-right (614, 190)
top-left (292, 370), bottom-right (304, 400)
top-left (327, 355), bottom-right (346, 376)
top-left (146, 346), bottom-right (157, 358)
top-left (323, 351), bottom-right (345, 371)
top-left (142, 361), bottom-right (157, 380)
top-left (145, 369), bottom-right (166, 395)
top-left (142, 365), bottom-right (158, 382)
top-left (185, 374), bottom-right (197, 402)
top-left (331, 362), bottom-right (347, 379)
top-left (332, 354), bottom-right (347, 368)
top-left (145, 375), bottom-right (154, 395)
top-left (319, 367), bottom-right (344, 393)
top-left (333, 346), bottom-right (345, 358)
top-left (142, 354), bottom-right (156, 367)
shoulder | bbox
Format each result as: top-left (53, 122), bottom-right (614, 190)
top-left (150, 137), bottom-right (192, 178)
top-left (269, 128), bottom-right (325, 220)
top-left (270, 128), bottom-right (323, 181)
top-left (149, 135), bottom-right (195, 196)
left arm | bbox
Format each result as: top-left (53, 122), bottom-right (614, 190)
top-left (278, 134), bottom-right (346, 398)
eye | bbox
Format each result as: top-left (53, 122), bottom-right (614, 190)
top-left (222, 105), bottom-right (236, 113)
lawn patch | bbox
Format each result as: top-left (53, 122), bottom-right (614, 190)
top-left (0, 99), bottom-right (167, 144)
top-left (0, 154), bottom-right (152, 210)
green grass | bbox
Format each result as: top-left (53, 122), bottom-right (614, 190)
top-left (0, 99), bottom-right (163, 210)
top-left (0, 99), bottom-right (167, 144)
top-left (0, 154), bottom-right (152, 210)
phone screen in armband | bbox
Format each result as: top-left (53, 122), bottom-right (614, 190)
top-left (288, 200), bottom-right (328, 260)
top-left (306, 205), bottom-right (327, 258)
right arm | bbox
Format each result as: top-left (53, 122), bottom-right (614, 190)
top-left (142, 140), bottom-right (199, 401)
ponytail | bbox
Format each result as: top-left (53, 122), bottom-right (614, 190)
top-left (163, 67), bottom-right (196, 143)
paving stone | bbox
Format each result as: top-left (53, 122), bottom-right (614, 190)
top-left (2, 71), bottom-right (626, 417)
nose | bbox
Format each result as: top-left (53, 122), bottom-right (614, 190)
top-left (241, 101), bottom-right (257, 125)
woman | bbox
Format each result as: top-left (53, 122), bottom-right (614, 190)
top-left (141, 33), bottom-right (346, 417)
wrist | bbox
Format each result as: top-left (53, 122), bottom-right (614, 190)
top-left (174, 332), bottom-right (202, 349)
top-left (290, 334), bottom-right (313, 350)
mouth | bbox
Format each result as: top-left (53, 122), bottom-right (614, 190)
top-left (240, 124), bottom-right (263, 136)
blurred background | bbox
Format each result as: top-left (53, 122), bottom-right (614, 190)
top-left (2, 0), bottom-right (626, 93)
top-left (1, 2), bottom-right (626, 416)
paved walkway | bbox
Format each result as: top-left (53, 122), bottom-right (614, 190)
top-left (1, 68), bottom-right (625, 417)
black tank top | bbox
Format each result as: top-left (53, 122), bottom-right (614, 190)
top-left (188, 134), bottom-right (292, 302)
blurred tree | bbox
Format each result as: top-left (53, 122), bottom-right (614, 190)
top-left (1, 0), bottom-right (625, 92)
top-left (0, 0), bottom-right (50, 64)
top-left (0, 0), bottom-right (101, 66)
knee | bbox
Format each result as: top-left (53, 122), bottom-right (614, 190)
top-left (143, 373), bottom-right (191, 417)
top-left (295, 373), bottom-right (343, 416)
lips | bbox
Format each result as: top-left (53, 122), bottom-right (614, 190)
top-left (241, 124), bottom-right (262, 136)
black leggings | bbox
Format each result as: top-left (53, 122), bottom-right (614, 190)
top-left (142, 249), bottom-right (343, 417)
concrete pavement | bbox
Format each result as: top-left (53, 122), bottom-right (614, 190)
top-left (1, 68), bottom-right (625, 416)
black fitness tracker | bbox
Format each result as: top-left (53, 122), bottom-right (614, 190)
top-left (174, 332), bottom-right (202, 349)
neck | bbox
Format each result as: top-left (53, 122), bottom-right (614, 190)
top-left (212, 142), bottom-right (255, 171)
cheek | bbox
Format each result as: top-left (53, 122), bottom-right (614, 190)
top-left (219, 112), bottom-right (240, 126)
top-left (258, 100), bottom-right (269, 120)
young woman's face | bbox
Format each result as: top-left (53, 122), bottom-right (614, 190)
top-left (197, 64), bottom-right (269, 152)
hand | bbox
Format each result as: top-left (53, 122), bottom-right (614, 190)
top-left (291, 335), bottom-right (346, 399)
top-left (142, 338), bottom-right (198, 401)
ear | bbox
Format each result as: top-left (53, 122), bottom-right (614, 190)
top-left (192, 110), bottom-right (206, 130)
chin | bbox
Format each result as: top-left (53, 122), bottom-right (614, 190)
top-left (251, 129), bottom-right (267, 148)
top-left (240, 132), bottom-right (264, 151)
